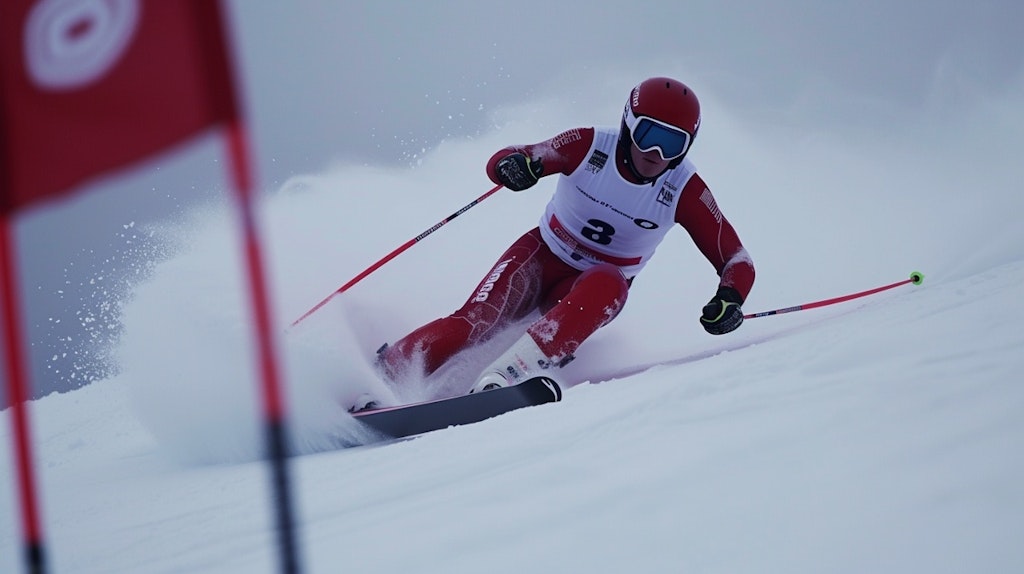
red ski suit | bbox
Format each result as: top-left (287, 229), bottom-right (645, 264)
top-left (381, 127), bottom-right (754, 379)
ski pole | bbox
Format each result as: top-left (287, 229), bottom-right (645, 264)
top-left (290, 183), bottom-right (504, 328)
top-left (744, 271), bottom-right (924, 319)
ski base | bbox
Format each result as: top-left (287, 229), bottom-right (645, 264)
top-left (351, 376), bottom-right (562, 439)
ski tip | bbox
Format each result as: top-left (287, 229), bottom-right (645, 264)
top-left (910, 271), bottom-right (925, 285)
top-left (536, 376), bottom-right (563, 402)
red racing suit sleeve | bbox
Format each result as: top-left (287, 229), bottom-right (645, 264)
top-left (486, 128), bottom-right (596, 184)
top-left (675, 173), bottom-right (755, 301)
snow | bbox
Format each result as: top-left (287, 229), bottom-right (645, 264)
top-left (3, 72), bottom-right (1024, 573)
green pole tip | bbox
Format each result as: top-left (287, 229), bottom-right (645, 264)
top-left (910, 271), bottom-right (924, 285)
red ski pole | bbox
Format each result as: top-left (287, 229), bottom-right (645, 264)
top-left (290, 184), bottom-right (504, 328)
top-left (744, 271), bottom-right (924, 319)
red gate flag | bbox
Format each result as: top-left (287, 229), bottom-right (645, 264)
top-left (0, 0), bottom-right (238, 213)
top-left (0, 3), bottom-right (310, 573)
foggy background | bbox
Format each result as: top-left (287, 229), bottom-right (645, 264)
top-left (5, 0), bottom-right (1021, 405)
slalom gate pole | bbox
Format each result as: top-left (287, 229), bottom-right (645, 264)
top-left (1, 215), bottom-right (48, 574)
top-left (290, 183), bottom-right (504, 328)
top-left (744, 271), bottom-right (924, 319)
top-left (225, 121), bottom-right (301, 574)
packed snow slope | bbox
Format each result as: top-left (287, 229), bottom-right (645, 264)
top-left (3, 71), bottom-right (1023, 573)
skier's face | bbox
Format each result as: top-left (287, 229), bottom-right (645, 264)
top-left (629, 142), bottom-right (672, 179)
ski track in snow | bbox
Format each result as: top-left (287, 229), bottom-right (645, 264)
top-left (3, 256), bottom-right (1023, 574)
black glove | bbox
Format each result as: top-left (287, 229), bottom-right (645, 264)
top-left (495, 152), bottom-right (543, 191)
top-left (700, 286), bottom-right (744, 335)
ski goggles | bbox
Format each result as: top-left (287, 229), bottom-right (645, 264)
top-left (624, 107), bottom-right (693, 160)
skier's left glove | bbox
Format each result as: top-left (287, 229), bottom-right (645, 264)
top-left (495, 152), bottom-right (543, 191)
top-left (700, 286), bottom-right (744, 335)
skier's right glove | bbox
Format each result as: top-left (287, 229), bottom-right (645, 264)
top-left (700, 286), bottom-right (744, 335)
top-left (495, 152), bottom-right (543, 191)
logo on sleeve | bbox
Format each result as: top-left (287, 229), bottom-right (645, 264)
top-left (699, 188), bottom-right (722, 223)
top-left (551, 129), bottom-right (582, 149)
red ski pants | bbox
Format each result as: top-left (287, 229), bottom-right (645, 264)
top-left (382, 227), bottom-right (629, 378)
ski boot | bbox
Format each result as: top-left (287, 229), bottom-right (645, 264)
top-left (470, 332), bottom-right (567, 393)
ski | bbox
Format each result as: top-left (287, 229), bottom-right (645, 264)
top-left (351, 376), bottom-right (562, 439)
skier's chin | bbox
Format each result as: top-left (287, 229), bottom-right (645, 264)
top-left (635, 160), bottom-right (667, 179)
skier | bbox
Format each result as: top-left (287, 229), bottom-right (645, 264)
top-left (377, 76), bottom-right (755, 394)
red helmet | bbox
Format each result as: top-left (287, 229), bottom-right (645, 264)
top-left (620, 77), bottom-right (701, 165)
